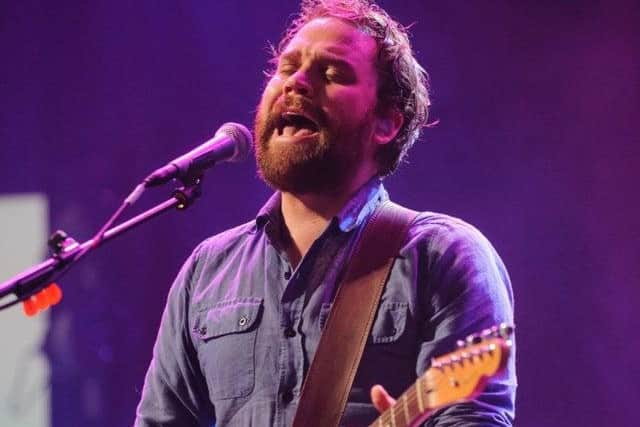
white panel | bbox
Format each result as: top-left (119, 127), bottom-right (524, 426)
top-left (0, 194), bottom-right (50, 427)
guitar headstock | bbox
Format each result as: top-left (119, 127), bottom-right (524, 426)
top-left (371, 324), bottom-right (514, 427)
top-left (425, 323), bottom-right (513, 409)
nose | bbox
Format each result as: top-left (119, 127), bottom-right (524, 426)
top-left (284, 69), bottom-right (313, 97)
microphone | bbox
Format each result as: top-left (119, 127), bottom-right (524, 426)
top-left (144, 122), bottom-right (252, 187)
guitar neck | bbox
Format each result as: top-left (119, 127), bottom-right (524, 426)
top-left (369, 371), bottom-right (434, 427)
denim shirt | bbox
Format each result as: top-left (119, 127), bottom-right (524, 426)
top-left (135, 179), bottom-right (516, 426)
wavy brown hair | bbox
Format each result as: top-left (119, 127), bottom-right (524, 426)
top-left (272, 0), bottom-right (430, 176)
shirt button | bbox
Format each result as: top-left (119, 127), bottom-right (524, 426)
top-left (284, 326), bottom-right (296, 338)
top-left (238, 316), bottom-right (248, 327)
top-left (282, 389), bottom-right (294, 403)
top-left (284, 270), bottom-right (291, 280)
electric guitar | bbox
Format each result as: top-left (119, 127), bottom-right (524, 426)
top-left (369, 323), bottom-right (513, 427)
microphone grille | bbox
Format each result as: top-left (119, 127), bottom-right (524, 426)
top-left (217, 122), bottom-right (252, 162)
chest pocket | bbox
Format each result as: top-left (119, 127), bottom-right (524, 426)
top-left (192, 297), bottom-right (262, 400)
top-left (370, 301), bottom-right (408, 343)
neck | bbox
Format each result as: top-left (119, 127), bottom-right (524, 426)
top-left (280, 173), bottom-right (376, 266)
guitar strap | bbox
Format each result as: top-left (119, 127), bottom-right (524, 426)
top-left (292, 200), bottom-right (418, 427)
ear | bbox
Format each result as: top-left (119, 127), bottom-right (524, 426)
top-left (372, 108), bottom-right (404, 146)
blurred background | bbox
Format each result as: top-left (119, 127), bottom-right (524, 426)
top-left (1, 1), bottom-right (638, 426)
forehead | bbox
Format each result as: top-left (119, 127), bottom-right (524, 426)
top-left (281, 17), bottom-right (377, 64)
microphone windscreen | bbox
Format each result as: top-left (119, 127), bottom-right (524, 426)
top-left (216, 122), bottom-right (252, 162)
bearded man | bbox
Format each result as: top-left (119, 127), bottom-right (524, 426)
top-left (135, 1), bottom-right (516, 426)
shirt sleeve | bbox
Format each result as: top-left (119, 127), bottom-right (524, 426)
top-left (134, 245), bottom-right (215, 427)
top-left (417, 219), bottom-right (517, 426)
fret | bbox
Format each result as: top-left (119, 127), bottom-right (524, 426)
top-left (390, 403), bottom-right (397, 427)
top-left (405, 383), bottom-right (422, 422)
top-left (424, 369), bottom-right (436, 410)
top-left (376, 410), bottom-right (391, 427)
top-left (415, 374), bottom-right (425, 413)
top-left (402, 390), bottom-right (411, 425)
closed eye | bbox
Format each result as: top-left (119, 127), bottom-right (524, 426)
top-left (278, 63), bottom-right (298, 76)
top-left (276, 51), bottom-right (301, 76)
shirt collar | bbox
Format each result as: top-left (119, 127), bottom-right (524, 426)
top-left (335, 177), bottom-right (388, 232)
top-left (255, 192), bottom-right (282, 230)
top-left (255, 177), bottom-right (388, 233)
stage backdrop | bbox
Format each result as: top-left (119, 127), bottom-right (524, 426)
top-left (1, 1), bottom-right (638, 426)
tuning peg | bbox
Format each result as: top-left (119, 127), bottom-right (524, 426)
top-left (466, 333), bottom-right (482, 345)
top-left (481, 327), bottom-right (496, 338)
top-left (499, 323), bottom-right (514, 338)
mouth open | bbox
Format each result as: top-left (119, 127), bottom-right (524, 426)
top-left (276, 112), bottom-right (320, 138)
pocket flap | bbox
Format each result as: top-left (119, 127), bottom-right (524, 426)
top-left (318, 301), bottom-right (408, 344)
top-left (371, 302), bottom-right (408, 344)
top-left (193, 297), bottom-right (262, 340)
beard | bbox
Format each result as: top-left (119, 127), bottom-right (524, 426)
top-left (254, 96), bottom-right (373, 194)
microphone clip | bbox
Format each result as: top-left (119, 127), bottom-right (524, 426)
top-left (173, 172), bottom-right (203, 210)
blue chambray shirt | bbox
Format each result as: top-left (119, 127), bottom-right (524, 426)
top-left (135, 178), bottom-right (516, 426)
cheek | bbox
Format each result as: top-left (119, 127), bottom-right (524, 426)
top-left (256, 78), bottom-right (281, 115)
top-left (263, 76), bottom-right (283, 101)
top-left (325, 88), bottom-right (375, 125)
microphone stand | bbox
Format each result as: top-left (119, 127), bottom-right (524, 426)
top-left (0, 177), bottom-right (202, 311)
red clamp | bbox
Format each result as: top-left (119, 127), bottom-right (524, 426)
top-left (22, 283), bottom-right (63, 317)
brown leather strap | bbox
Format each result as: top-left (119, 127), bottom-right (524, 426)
top-left (292, 201), bottom-right (418, 427)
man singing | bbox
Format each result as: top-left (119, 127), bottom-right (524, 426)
top-left (135, 1), bottom-right (516, 425)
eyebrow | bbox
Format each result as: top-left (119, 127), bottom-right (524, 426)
top-left (277, 51), bottom-right (300, 64)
